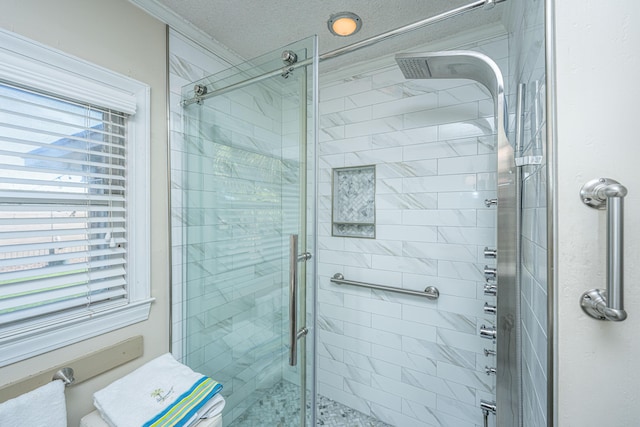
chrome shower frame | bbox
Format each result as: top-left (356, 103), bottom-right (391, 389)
top-left (395, 50), bottom-right (521, 426)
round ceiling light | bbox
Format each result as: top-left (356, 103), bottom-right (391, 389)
top-left (328, 12), bottom-right (362, 37)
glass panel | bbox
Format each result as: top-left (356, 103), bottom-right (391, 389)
top-left (180, 36), bottom-right (316, 427)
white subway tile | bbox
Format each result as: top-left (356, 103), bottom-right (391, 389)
top-left (318, 301), bottom-right (372, 327)
top-left (372, 92), bottom-right (438, 119)
top-left (402, 209), bottom-right (476, 227)
top-left (376, 225), bottom-right (438, 242)
top-left (372, 314), bottom-right (437, 342)
top-left (438, 153), bottom-right (497, 175)
top-left (437, 190), bottom-right (497, 209)
top-left (344, 294), bottom-right (403, 318)
top-left (319, 329), bottom-right (373, 356)
top-left (372, 344), bottom-right (437, 376)
top-left (404, 174), bottom-right (477, 193)
top-left (343, 350), bottom-right (402, 381)
top-left (343, 322), bottom-right (402, 349)
top-left (437, 362), bottom-right (494, 393)
top-left (321, 76), bottom-right (373, 101)
top-left (371, 374), bottom-right (437, 407)
top-left (345, 378), bottom-right (403, 412)
top-left (372, 254), bottom-right (437, 275)
top-left (372, 127), bottom-right (439, 148)
top-left (345, 117), bottom-right (404, 138)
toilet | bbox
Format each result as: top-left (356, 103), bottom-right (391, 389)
top-left (79, 410), bottom-right (223, 427)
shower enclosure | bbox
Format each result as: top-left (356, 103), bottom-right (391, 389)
top-left (178, 36), bottom-right (318, 426)
top-left (171, 0), bottom-right (549, 425)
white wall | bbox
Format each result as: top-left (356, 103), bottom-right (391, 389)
top-left (0, 1), bottom-right (169, 425)
top-left (555, 1), bottom-right (640, 425)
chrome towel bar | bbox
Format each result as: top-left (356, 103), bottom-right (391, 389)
top-left (330, 273), bottom-right (439, 300)
top-left (579, 178), bottom-right (628, 321)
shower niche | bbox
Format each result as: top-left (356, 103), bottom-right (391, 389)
top-left (331, 165), bottom-right (376, 238)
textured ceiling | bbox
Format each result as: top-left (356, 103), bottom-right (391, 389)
top-left (152, 0), bottom-right (506, 68)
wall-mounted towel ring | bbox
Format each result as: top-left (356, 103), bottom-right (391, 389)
top-left (579, 178), bottom-right (628, 321)
top-left (52, 368), bottom-right (75, 387)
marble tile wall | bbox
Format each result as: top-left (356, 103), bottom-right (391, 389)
top-left (316, 35), bottom-right (508, 427)
top-left (506, 0), bottom-right (549, 425)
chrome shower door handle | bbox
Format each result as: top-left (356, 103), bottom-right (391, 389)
top-left (580, 178), bottom-right (628, 321)
top-left (289, 234), bottom-right (310, 366)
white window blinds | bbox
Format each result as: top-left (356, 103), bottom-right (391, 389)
top-left (0, 81), bottom-right (130, 329)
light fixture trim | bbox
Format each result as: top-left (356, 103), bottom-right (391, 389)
top-left (328, 12), bottom-right (362, 37)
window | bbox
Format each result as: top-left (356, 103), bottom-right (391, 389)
top-left (0, 29), bottom-right (152, 366)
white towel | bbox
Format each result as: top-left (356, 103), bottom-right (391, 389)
top-left (93, 353), bottom-right (222, 427)
top-left (198, 394), bottom-right (225, 419)
top-left (0, 380), bottom-right (67, 427)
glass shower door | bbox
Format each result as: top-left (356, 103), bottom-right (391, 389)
top-left (179, 37), bottom-right (317, 426)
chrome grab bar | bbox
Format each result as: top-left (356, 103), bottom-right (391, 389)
top-left (579, 178), bottom-right (628, 321)
top-left (289, 234), bottom-right (310, 366)
top-left (330, 273), bottom-right (439, 300)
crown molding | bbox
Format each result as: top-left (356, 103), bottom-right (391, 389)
top-left (128, 0), bottom-right (245, 66)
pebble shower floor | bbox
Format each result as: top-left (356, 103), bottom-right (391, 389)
top-left (227, 381), bottom-right (393, 427)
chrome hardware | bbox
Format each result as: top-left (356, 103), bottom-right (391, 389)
top-left (289, 234), bottom-right (310, 366)
top-left (484, 348), bottom-right (496, 357)
top-left (193, 84), bottom-right (208, 96)
top-left (483, 247), bottom-right (497, 259)
top-left (484, 283), bottom-right (497, 296)
top-left (484, 266), bottom-right (497, 280)
top-left (483, 0), bottom-right (496, 9)
top-left (52, 367), bottom-right (75, 386)
top-left (281, 66), bottom-right (295, 79)
top-left (484, 198), bottom-right (497, 207)
top-left (579, 178), bottom-right (628, 322)
top-left (480, 400), bottom-right (497, 427)
top-left (483, 302), bottom-right (497, 315)
top-left (281, 50), bottom-right (298, 65)
top-left (514, 83), bottom-right (526, 165)
top-left (479, 324), bottom-right (497, 340)
top-left (485, 366), bottom-right (496, 376)
top-left (331, 273), bottom-right (439, 300)
top-left (298, 252), bottom-right (312, 262)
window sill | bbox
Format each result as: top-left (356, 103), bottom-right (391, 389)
top-left (0, 298), bottom-right (154, 367)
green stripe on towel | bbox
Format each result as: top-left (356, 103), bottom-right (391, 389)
top-left (144, 377), bottom-right (222, 427)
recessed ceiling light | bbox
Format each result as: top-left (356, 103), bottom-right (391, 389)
top-left (328, 12), bottom-right (362, 37)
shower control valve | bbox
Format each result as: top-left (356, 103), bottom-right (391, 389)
top-left (479, 324), bottom-right (497, 340)
top-left (484, 348), bottom-right (496, 357)
top-left (483, 302), bottom-right (497, 315)
top-left (485, 366), bottom-right (497, 376)
top-left (484, 266), bottom-right (497, 280)
top-left (483, 283), bottom-right (497, 296)
top-left (484, 198), bottom-right (498, 208)
top-left (483, 247), bottom-right (497, 259)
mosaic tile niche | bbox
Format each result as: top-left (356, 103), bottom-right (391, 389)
top-left (332, 165), bottom-right (376, 238)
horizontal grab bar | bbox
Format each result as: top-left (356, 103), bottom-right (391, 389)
top-left (331, 273), bottom-right (439, 300)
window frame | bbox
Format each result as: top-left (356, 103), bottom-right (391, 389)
top-left (0, 28), bottom-right (153, 366)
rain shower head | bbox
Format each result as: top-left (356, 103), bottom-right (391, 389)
top-left (395, 50), bottom-right (503, 99)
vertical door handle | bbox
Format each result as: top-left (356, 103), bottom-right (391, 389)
top-left (579, 178), bottom-right (628, 321)
top-left (289, 234), bottom-right (310, 365)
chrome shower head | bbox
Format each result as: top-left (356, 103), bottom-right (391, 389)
top-left (395, 50), bottom-right (502, 99)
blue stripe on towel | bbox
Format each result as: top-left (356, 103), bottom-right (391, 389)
top-left (143, 376), bottom-right (222, 427)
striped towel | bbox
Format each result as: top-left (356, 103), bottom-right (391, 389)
top-left (144, 377), bottom-right (222, 427)
top-left (94, 353), bottom-right (223, 427)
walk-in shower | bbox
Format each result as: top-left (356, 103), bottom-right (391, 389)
top-left (170, 0), bottom-right (549, 425)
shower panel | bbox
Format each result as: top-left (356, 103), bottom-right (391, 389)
top-left (395, 50), bottom-right (519, 426)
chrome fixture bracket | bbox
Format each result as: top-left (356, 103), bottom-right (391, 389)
top-left (580, 289), bottom-right (627, 321)
top-left (52, 367), bottom-right (75, 386)
top-left (579, 178), bottom-right (628, 321)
